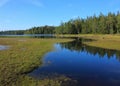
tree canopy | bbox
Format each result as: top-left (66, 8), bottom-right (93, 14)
top-left (0, 12), bottom-right (120, 35)
top-left (55, 12), bottom-right (120, 34)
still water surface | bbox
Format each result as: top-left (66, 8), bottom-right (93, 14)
top-left (29, 38), bottom-right (120, 86)
top-left (0, 45), bottom-right (9, 50)
top-left (0, 34), bottom-right (55, 38)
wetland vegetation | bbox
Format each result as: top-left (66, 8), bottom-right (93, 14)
top-left (1, 0), bottom-right (120, 85)
top-left (29, 38), bottom-right (120, 86)
top-left (1, 11), bottom-right (120, 86)
top-left (0, 38), bottom-right (73, 86)
top-left (0, 35), bottom-right (120, 86)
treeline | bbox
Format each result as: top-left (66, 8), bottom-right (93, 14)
top-left (0, 12), bottom-right (120, 35)
top-left (0, 30), bottom-right (25, 35)
top-left (0, 26), bottom-right (55, 35)
top-left (55, 12), bottom-right (120, 34)
top-left (25, 26), bottom-right (55, 34)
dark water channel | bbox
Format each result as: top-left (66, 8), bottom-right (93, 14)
top-left (29, 38), bottom-right (120, 86)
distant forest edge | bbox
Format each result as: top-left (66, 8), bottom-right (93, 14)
top-left (0, 26), bottom-right (55, 35)
top-left (0, 12), bottom-right (120, 35)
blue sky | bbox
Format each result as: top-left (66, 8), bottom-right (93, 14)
top-left (0, 0), bottom-right (120, 31)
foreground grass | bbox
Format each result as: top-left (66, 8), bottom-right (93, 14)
top-left (57, 34), bottom-right (120, 51)
top-left (0, 38), bottom-right (73, 86)
top-left (1, 34), bottom-right (120, 86)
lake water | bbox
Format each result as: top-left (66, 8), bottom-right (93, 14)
top-left (0, 34), bottom-right (55, 38)
top-left (29, 38), bottom-right (120, 86)
top-left (0, 45), bottom-right (9, 50)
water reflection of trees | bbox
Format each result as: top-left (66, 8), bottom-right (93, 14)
top-left (59, 38), bottom-right (120, 61)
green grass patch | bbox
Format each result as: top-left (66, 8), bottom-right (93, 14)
top-left (0, 38), bottom-right (72, 86)
top-left (56, 34), bottom-right (120, 50)
top-left (1, 34), bottom-right (120, 86)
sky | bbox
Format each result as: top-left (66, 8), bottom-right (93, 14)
top-left (0, 0), bottom-right (120, 31)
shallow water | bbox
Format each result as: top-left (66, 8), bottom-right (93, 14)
top-left (29, 38), bottom-right (120, 86)
top-left (0, 45), bottom-right (9, 50)
top-left (0, 34), bottom-right (55, 38)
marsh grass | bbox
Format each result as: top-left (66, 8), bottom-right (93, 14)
top-left (80, 34), bottom-right (120, 50)
top-left (0, 38), bottom-right (72, 86)
top-left (57, 34), bottom-right (120, 50)
top-left (1, 34), bottom-right (120, 86)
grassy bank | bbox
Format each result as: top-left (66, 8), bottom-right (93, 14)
top-left (1, 34), bottom-right (120, 86)
top-left (0, 38), bottom-right (73, 86)
top-left (82, 34), bottom-right (120, 51)
top-left (56, 34), bottom-right (120, 51)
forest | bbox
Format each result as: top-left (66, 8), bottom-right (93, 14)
top-left (25, 25), bottom-right (55, 34)
top-left (0, 30), bottom-right (25, 35)
top-left (55, 12), bottom-right (120, 34)
top-left (0, 26), bottom-right (55, 35)
top-left (0, 12), bottom-right (120, 35)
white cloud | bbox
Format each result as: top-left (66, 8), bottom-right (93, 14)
top-left (27, 0), bottom-right (44, 7)
top-left (0, 0), bottom-right (10, 7)
top-left (0, 0), bottom-right (44, 8)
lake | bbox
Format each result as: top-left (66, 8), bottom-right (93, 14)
top-left (0, 34), bottom-right (55, 38)
top-left (0, 45), bottom-right (9, 50)
top-left (29, 38), bottom-right (120, 86)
